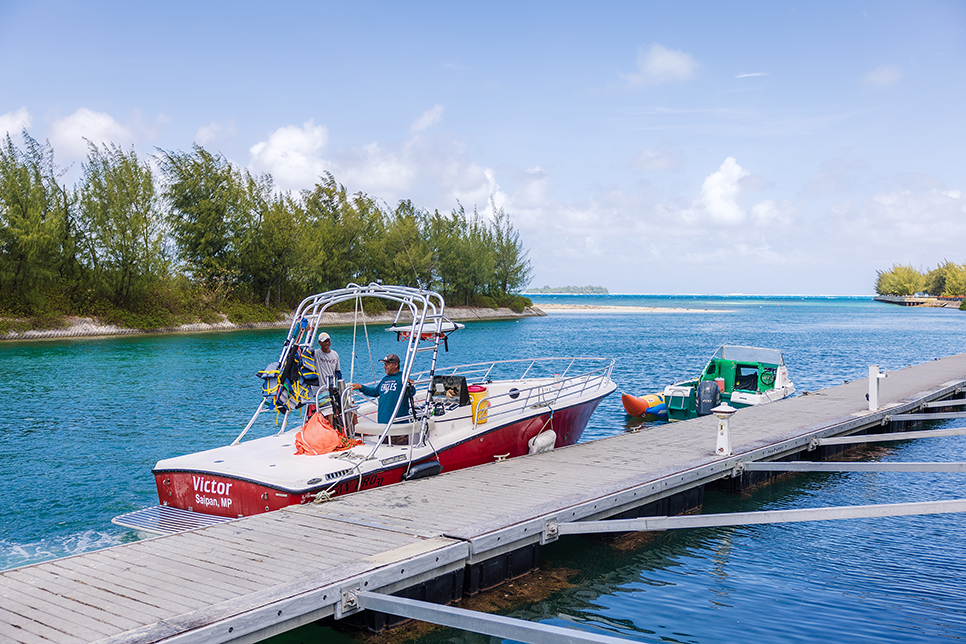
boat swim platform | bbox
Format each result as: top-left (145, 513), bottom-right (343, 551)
top-left (5, 354), bottom-right (966, 644)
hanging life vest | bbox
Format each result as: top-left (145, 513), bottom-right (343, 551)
top-left (298, 347), bottom-right (319, 384)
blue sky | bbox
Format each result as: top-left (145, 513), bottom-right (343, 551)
top-left (2, 1), bottom-right (965, 295)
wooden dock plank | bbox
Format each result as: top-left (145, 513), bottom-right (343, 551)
top-left (238, 516), bottom-right (410, 562)
top-left (72, 538), bottom-right (465, 644)
top-left (46, 556), bottom-right (199, 614)
top-left (313, 468), bottom-right (623, 533)
top-left (186, 526), bottom-right (385, 575)
top-left (16, 562), bottom-right (172, 622)
top-left (0, 578), bottom-right (119, 636)
top-left (183, 532), bottom-right (315, 579)
top-left (0, 591), bottom-right (110, 641)
top-left (0, 603), bottom-right (86, 644)
top-left (193, 525), bottom-right (321, 562)
top-left (3, 568), bottom-right (146, 630)
top-left (100, 542), bottom-right (263, 597)
top-left (238, 511), bottom-right (417, 551)
top-left (84, 548), bottom-right (240, 604)
top-left (220, 521), bottom-right (409, 564)
top-left (144, 536), bottom-right (295, 586)
top-left (272, 507), bottom-right (440, 545)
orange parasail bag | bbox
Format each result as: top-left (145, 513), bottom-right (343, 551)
top-left (294, 413), bottom-right (343, 455)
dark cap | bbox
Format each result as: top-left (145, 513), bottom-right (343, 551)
top-left (379, 353), bottom-right (400, 364)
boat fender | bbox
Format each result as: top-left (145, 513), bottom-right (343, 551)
top-left (403, 460), bottom-right (442, 481)
top-left (528, 429), bottom-right (557, 455)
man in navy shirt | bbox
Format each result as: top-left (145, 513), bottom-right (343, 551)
top-left (351, 354), bottom-right (413, 424)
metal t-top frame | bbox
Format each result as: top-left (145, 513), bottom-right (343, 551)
top-left (234, 283), bottom-right (459, 458)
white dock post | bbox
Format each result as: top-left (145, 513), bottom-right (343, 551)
top-left (869, 365), bottom-right (888, 410)
top-left (712, 403), bottom-right (737, 456)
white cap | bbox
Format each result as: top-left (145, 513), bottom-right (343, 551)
top-left (318, 332), bottom-right (331, 343)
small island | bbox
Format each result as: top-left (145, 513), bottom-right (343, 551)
top-left (525, 285), bottom-right (610, 295)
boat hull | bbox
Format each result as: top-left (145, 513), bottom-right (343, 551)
top-left (153, 392), bottom-right (607, 518)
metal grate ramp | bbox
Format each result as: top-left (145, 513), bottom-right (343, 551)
top-left (111, 505), bottom-right (236, 536)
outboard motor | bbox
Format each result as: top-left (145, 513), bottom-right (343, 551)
top-left (696, 380), bottom-right (721, 416)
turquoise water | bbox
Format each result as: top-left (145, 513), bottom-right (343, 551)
top-left (3, 295), bottom-right (966, 641)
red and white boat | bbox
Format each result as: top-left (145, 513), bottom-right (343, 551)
top-left (114, 283), bottom-right (615, 535)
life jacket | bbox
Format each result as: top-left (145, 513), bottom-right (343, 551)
top-left (298, 347), bottom-right (318, 384)
top-left (257, 362), bottom-right (281, 397)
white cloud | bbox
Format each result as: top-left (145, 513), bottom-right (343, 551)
top-left (863, 64), bottom-right (901, 89)
top-left (735, 72), bottom-right (769, 79)
top-left (864, 188), bottom-right (966, 241)
top-left (631, 147), bottom-right (680, 171)
top-left (750, 198), bottom-right (794, 225)
top-left (195, 121), bottom-right (237, 146)
top-left (437, 161), bottom-right (500, 211)
top-left (49, 108), bottom-right (133, 160)
top-left (329, 133), bottom-right (510, 211)
top-left (622, 44), bottom-right (698, 88)
top-left (815, 184), bottom-right (966, 281)
top-left (244, 117), bottom-right (509, 210)
top-left (410, 105), bottom-right (444, 134)
top-left (338, 141), bottom-right (416, 195)
top-left (511, 167), bottom-right (550, 211)
top-left (0, 107), bottom-right (31, 137)
top-left (684, 157), bottom-right (750, 225)
top-left (248, 120), bottom-right (329, 190)
top-left (802, 158), bottom-right (868, 198)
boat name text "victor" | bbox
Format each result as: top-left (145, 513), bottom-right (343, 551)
top-left (192, 476), bottom-right (233, 496)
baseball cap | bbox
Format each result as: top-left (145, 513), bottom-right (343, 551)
top-left (318, 332), bottom-right (331, 343)
top-left (379, 353), bottom-right (400, 364)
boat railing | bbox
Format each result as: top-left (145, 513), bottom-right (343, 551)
top-left (409, 357), bottom-right (614, 429)
top-left (420, 356), bottom-right (609, 384)
top-left (477, 360), bottom-right (614, 427)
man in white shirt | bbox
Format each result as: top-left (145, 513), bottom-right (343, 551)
top-left (314, 332), bottom-right (342, 388)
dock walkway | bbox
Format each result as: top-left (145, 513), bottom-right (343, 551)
top-left (4, 354), bottom-right (966, 644)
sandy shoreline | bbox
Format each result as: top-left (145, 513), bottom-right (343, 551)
top-left (1, 303), bottom-right (734, 341)
top-left (536, 303), bottom-right (729, 313)
top-left (0, 306), bottom-right (546, 342)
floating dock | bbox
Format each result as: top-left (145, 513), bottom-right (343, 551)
top-left (4, 354), bottom-right (966, 644)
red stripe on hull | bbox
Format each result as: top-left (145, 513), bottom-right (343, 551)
top-left (154, 394), bottom-right (607, 518)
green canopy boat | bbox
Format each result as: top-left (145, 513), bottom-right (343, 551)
top-left (663, 345), bottom-right (795, 421)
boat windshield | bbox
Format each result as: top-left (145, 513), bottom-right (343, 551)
top-left (712, 346), bottom-right (784, 365)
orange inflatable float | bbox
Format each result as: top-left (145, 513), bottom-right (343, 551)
top-left (294, 412), bottom-right (362, 455)
top-left (621, 392), bottom-right (668, 420)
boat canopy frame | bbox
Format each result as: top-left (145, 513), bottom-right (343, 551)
top-left (233, 283), bottom-right (462, 456)
top-left (708, 345), bottom-right (786, 368)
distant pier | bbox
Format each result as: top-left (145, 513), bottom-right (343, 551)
top-left (874, 294), bottom-right (963, 308)
top-left (3, 355), bottom-right (966, 643)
